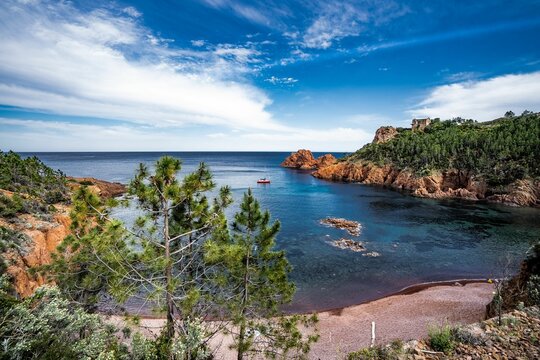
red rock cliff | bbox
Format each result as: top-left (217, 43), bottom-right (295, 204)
top-left (281, 149), bottom-right (336, 170)
top-left (312, 161), bottom-right (539, 207)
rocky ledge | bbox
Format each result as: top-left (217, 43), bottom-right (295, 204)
top-left (312, 161), bottom-right (540, 207)
top-left (281, 149), bottom-right (336, 170)
top-left (67, 177), bottom-right (126, 198)
top-left (320, 217), bottom-right (362, 236)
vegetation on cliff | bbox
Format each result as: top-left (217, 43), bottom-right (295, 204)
top-left (0, 150), bottom-right (68, 206)
top-left (348, 113), bottom-right (540, 186)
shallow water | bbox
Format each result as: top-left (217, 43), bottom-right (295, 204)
top-left (25, 152), bottom-right (540, 312)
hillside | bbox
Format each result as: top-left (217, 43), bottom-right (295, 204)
top-left (284, 113), bottom-right (540, 206)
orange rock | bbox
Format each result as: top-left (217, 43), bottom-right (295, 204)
top-left (281, 150), bottom-right (336, 170)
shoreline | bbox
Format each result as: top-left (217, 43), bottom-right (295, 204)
top-left (117, 278), bottom-right (490, 319)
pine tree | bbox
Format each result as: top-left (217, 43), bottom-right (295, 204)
top-left (207, 188), bottom-right (318, 359)
top-left (48, 156), bottom-right (233, 357)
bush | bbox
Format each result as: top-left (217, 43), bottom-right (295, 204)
top-left (0, 194), bottom-right (23, 217)
top-left (527, 275), bottom-right (540, 306)
top-left (428, 325), bottom-right (455, 354)
top-left (346, 341), bottom-right (403, 360)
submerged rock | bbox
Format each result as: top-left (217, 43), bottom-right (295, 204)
top-left (362, 251), bottom-right (381, 257)
top-left (331, 238), bottom-right (366, 252)
top-left (320, 217), bottom-right (361, 236)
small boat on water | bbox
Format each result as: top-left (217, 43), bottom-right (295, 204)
top-left (257, 178), bottom-right (271, 184)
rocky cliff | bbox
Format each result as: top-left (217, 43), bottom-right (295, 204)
top-left (372, 126), bottom-right (398, 144)
top-left (312, 161), bottom-right (540, 207)
top-left (281, 149), bottom-right (336, 170)
top-left (1, 179), bottom-right (126, 298)
top-left (1, 207), bottom-right (71, 297)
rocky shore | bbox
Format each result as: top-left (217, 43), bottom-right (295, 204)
top-left (281, 149), bottom-right (540, 207)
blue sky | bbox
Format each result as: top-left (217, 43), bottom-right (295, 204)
top-left (0, 0), bottom-right (539, 151)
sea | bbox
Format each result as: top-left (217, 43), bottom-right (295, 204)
top-left (22, 152), bottom-right (540, 312)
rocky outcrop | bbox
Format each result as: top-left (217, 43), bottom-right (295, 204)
top-left (313, 161), bottom-right (540, 206)
top-left (1, 206), bottom-right (71, 297)
top-left (2, 178), bottom-right (125, 298)
top-left (372, 126), bottom-right (398, 144)
top-left (331, 238), bottom-right (366, 252)
top-left (320, 217), bottom-right (362, 236)
top-left (281, 150), bottom-right (336, 170)
top-left (68, 177), bottom-right (126, 198)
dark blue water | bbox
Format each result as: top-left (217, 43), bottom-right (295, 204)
top-left (24, 152), bottom-right (540, 312)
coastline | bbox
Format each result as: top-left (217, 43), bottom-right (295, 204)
top-left (118, 281), bottom-right (495, 359)
top-left (117, 278), bottom-right (491, 319)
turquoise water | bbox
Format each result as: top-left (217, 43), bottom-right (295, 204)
top-left (25, 152), bottom-right (540, 312)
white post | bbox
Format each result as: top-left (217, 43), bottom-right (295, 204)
top-left (371, 321), bottom-right (376, 347)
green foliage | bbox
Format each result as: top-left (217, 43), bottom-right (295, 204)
top-left (349, 113), bottom-right (540, 185)
top-left (527, 275), bottom-right (540, 306)
top-left (0, 194), bottom-right (23, 217)
top-left (207, 188), bottom-right (318, 359)
top-left (0, 150), bottom-right (68, 205)
top-left (0, 285), bottom-right (129, 360)
top-left (346, 340), bottom-right (404, 360)
top-left (428, 324), bottom-right (455, 354)
top-left (0, 227), bottom-right (31, 275)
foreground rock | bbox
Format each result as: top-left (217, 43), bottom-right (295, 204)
top-left (331, 238), bottom-right (366, 252)
top-left (313, 161), bottom-right (540, 207)
top-left (320, 217), bottom-right (361, 236)
top-left (281, 149), bottom-right (336, 170)
top-left (1, 206), bottom-right (71, 297)
top-left (377, 307), bottom-right (540, 360)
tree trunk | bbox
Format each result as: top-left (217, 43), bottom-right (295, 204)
top-left (164, 200), bottom-right (175, 341)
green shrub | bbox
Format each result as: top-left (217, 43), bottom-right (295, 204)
top-left (346, 341), bottom-right (403, 360)
top-left (78, 180), bottom-right (95, 186)
top-left (527, 275), bottom-right (540, 306)
top-left (428, 325), bottom-right (455, 354)
top-left (0, 194), bottom-right (23, 217)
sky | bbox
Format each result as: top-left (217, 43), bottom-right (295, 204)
top-left (0, 0), bottom-right (539, 152)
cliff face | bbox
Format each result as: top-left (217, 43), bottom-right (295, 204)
top-left (2, 179), bottom-right (126, 298)
top-left (281, 149), bottom-right (336, 170)
top-left (2, 206), bottom-right (71, 297)
top-left (312, 161), bottom-right (539, 207)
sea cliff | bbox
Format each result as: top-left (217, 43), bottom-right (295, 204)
top-left (282, 113), bottom-right (540, 207)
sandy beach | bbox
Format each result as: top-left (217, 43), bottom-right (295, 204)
top-left (126, 281), bottom-right (494, 359)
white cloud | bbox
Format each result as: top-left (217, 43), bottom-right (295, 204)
top-left (0, 0), bottom-right (281, 131)
top-left (0, 118), bottom-right (372, 152)
top-left (302, 3), bottom-right (368, 49)
top-left (123, 6), bottom-right (142, 18)
top-left (191, 39), bottom-right (206, 47)
top-left (409, 72), bottom-right (540, 121)
top-left (264, 76), bottom-right (298, 85)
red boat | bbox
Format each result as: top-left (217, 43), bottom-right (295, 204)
top-left (257, 178), bottom-right (271, 184)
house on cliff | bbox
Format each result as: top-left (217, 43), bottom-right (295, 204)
top-left (411, 118), bottom-right (431, 131)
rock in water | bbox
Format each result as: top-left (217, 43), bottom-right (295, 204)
top-left (320, 217), bottom-right (362, 236)
top-left (281, 149), bottom-right (336, 170)
top-left (331, 238), bottom-right (366, 252)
